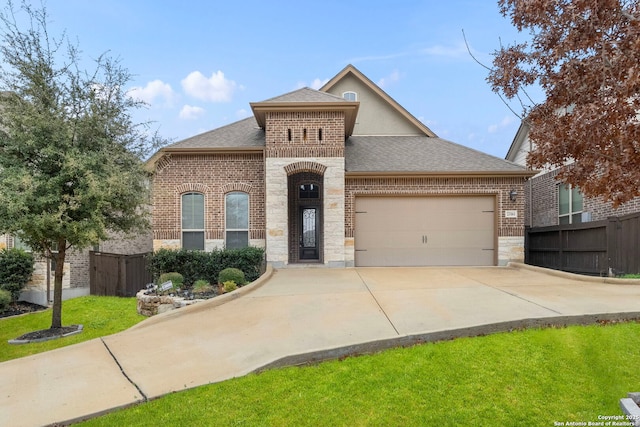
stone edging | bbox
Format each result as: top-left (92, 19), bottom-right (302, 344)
top-left (8, 325), bottom-right (84, 345)
top-left (128, 264), bottom-right (274, 331)
top-left (507, 262), bottom-right (640, 285)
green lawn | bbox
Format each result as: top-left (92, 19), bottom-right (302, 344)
top-left (78, 322), bottom-right (640, 427)
top-left (0, 296), bottom-right (145, 362)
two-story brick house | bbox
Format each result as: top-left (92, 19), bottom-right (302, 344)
top-left (149, 65), bottom-right (534, 267)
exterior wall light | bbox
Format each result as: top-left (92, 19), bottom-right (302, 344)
top-left (509, 189), bottom-right (517, 202)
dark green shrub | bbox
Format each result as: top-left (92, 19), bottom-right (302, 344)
top-left (148, 247), bottom-right (265, 286)
top-left (218, 268), bottom-right (246, 286)
top-left (158, 272), bottom-right (184, 288)
top-left (0, 289), bottom-right (11, 312)
top-left (0, 248), bottom-right (35, 301)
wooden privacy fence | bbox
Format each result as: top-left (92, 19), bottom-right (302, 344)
top-left (90, 251), bottom-right (153, 297)
top-left (526, 212), bottom-right (640, 276)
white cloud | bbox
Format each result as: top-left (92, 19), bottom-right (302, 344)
top-left (128, 79), bottom-right (174, 106)
top-left (181, 70), bottom-right (237, 102)
top-left (421, 42), bottom-right (469, 59)
top-left (179, 104), bottom-right (205, 120)
top-left (311, 78), bottom-right (329, 90)
top-left (488, 115), bottom-right (515, 133)
top-left (236, 108), bottom-right (250, 119)
top-left (378, 70), bottom-right (401, 88)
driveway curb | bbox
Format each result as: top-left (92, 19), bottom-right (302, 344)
top-left (128, 264), bottom-right (274, 331)
top-left (255, 311), bottom-right (640, 372)
top-left (508, 262), bottom-right (640, 285)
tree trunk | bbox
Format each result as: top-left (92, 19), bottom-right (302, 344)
top-left (50, 239), bottom-right (67, 329)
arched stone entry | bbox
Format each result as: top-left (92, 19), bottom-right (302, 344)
top-left (288, 171), bottom-right (323, 263)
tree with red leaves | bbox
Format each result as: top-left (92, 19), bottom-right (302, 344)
top-left (489, 0), bottom-right (640, 206)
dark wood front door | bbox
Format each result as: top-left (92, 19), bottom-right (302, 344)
top-left (299, 207), bottom-right (319, 260)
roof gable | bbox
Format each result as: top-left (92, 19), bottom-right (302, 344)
top-left (321, 64), bottom-right (437, 137)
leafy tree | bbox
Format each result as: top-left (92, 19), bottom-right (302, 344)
top-left (488, 0), bottom-right (640, 206)
top-left (0, 1), bottom-right (160, 329)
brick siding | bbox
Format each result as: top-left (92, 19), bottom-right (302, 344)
top-left (528, 169), bottom-right (640, 227)
top-left (153, 153), bottom-right (265, 243)
top-left (265, 111), bottom-right (345, 158)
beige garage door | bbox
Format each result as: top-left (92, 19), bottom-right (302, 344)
top-left (354, 196), bottom-right (495, 267)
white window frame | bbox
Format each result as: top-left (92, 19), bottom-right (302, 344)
top-left (225, 191), bottom-right (249, 249)
top-left (558, 184), bottom-right (583, 224)
top-left (342, 91), bottom-right (357, 101)
top-left (181, 192), bottom-right (205, 250)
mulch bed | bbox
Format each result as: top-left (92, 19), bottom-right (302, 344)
top-left (0, 301), bottom-right (48, 319)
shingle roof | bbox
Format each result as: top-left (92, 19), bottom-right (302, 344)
top-left (166, 117), bottom-right (264, 149)
top-left (260, 87), bottom-right (350, 103)
top-left (345, 136), bottom-right (527, 173)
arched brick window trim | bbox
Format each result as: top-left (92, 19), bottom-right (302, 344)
top-left (221, 182), bottom-right (253, 194)
top-left (175, 183), bottom-right (210, 195)
top-left (284, 161), bottom-right (327, 176)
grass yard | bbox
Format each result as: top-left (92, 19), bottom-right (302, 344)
top-left (79, 322), bottom-right (640, 427)
top-left (0, 296), bottom-right (145, 362)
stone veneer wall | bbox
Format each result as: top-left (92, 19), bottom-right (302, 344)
top-left (344, 175), bottom-right (527, 266)
top-left (152, 153), bottom-right (266, 250)
top-left (265, 157), bottom-right (345, 267)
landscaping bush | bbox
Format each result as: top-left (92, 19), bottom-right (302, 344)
top-left (0, 289), bottom-right (11, 312)
top-left (222, 280), bottom-right (237, 293)
top-left (158, 272), bottom-right (184, 289)
top-left (148, 247), bottom-right (265, 286)
top-left (218, 268), bottom-right (246, 286)
top-left (0, 248), bottom-right (35, 302)
top-left (192, 279), bottom-right (213, 295)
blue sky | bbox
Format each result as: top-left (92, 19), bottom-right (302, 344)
top-left (34, 0), bottom-right (536, 158)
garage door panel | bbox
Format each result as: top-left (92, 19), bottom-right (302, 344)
top-left (355, 196), bottom-right (495, 267)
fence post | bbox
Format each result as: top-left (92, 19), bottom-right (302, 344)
top-left (606, 216), bottom-right (618, 276)
top-left (524, 226), bottom-right (530, 264)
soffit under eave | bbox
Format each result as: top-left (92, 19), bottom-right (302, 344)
top-left (320, 64), bottom-right (438, 138)
top-left (249, 102), bottom-right (360, 137)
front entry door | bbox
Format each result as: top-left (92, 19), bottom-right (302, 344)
top-left (299, 207), bottom-right (319, 260)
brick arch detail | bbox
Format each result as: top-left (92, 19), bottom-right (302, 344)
top-left (221, 182), bottom-right (253, 194)
top-left (155, 154), bottom-right (173, 173)
top-left (175, 183), bottom-right (210, 195)
top-left (284, 161), bottom-right (327, 176)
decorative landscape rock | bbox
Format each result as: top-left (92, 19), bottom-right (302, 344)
top-left (136, 290), bottom-right (206, 317)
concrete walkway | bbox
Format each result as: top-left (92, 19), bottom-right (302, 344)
top-left (3, 263), bottom-right (640, 427)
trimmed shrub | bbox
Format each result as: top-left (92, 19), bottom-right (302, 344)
top-left (158, 272), bottom-right (184, 289)
top-left (218, 268), bottom-right (246, 286)
top-left (0, 248), bottom-right (35, 302)
top-left (0, 289), bottom-right (11, 312)
top-left (148, 246), bottom-right (265, 286)
top-left (222, 280), bottom-right (237, 293)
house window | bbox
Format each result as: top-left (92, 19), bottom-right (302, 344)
top-left (182, 192), bottom-right (205, 250)
top-left (342, 91), bottom-right (357, 101)
top-left (299, 183), bottom-right (319, 199)
top-left (225, 192), bottom-right (249, 249)
top-left (558, 184), bottom-right (583, 224)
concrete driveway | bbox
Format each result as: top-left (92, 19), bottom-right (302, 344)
top-left (3, 264), bottom-right (640, 427)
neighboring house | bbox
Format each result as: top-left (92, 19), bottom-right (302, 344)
top-left (506, 121), bottom-right (640, 228)
top-left (0, 231), bottom-right (152, 306)
top-left (149, 65), bottom-right (534, 268)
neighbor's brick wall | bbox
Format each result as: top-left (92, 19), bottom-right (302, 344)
top-left (527, 169), bottom-right (560, 227)
top-left (152, 153), bottom-right (265, 247)
top-left (265, 111), bottom-right (345, 158)
top-left (344, 176), bottom-right (527, 238)
top-left (528, 169), bottom-right (640, 227)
